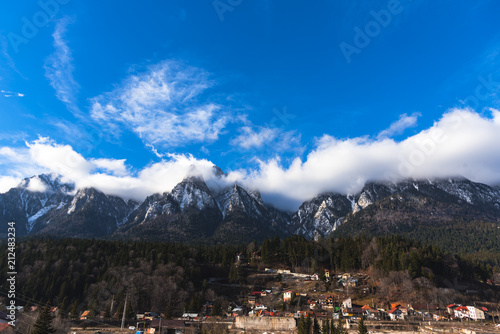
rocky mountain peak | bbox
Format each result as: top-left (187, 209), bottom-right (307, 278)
top-left (171, 175), bottom-right (218, 211)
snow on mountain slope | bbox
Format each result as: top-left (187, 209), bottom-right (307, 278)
top-left (2, 172), bottom-right (499, 241)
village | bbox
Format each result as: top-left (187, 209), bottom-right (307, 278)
top-left (4, 264), bottom-right (499, 334)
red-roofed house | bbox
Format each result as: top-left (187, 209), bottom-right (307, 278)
top-left (454, 306), bottom-right (469, 319)
top-left (0, 323), bottom-right (12, 332)
top-left (388, 307), bottom-right (404, 321)
top-left (447, 304), bottom-right (458, 314)
top-left (80, 310), bottom-right (90, 320)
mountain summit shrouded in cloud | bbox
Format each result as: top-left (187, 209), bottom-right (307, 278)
top-left (1, 108), bottom-right (500, 211)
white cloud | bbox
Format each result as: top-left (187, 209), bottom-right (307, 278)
top-left (91, 158), bottom-right (128, 177)
top-left (90, 60), bottom-right (229, 147)
top-left (231, 126), bottom-right (278, 149)
top-left (377, 112), bottom-right (421, 139)
top-left (1, 108), bottom-right (500, 212)
top-left (231, 125), bottom-right (302, 154)
top-left (26, 176), bottom-right (48, 192)
top-left (1, 90), bottom-right (24, 98)
top-left (236, 108), bottom-right (500, 210)
top-left (44, 17), bottom-right (81, 116)
top-left (0, 176), bottom-right (19, 193)
top-left (26, 136), bottom-right (92, 182)
top-left (0, 137), bottom-right (226, 202)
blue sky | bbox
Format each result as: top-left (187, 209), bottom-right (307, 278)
top-left (1, 0), bottom-right (500, 209)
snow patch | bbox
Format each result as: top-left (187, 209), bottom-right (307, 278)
top-left (27, 205), bottom-right (55, 232)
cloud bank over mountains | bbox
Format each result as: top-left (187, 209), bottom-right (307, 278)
top-left (1, 108), bottom-right (500, 211)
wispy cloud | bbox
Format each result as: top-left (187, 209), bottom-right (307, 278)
top-left (231, 125), bottom-right (301, 153)
top-left (90, 60), bottom-right (229, 148)
top-left (44, 17), bottom-right (81, 116)
top-left (377, 112), bottom-right (421, 139)
top-left (1, 90), bottom-right (24, 97)
top-left (231, 126), bottom-right (279, 149)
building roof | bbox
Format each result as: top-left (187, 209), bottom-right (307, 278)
top-left (0, 323), bottom-right (11, 332)
top-left (388, 307), bottom-right (402, 314)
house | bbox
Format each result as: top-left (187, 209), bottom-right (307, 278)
top-left (232, 307), bottom-right (243, 317)
top-left (324, 269), bottom-right (330, 280)
top-left (248, 296), bottom-right (257, 305)
top-left (50, 307), bottom-right (59, 317)
top-left (236, 253), bottom-right (245, 263)
top-left (144, 312), bottom-right (160, 321)
top-left (342, 298), bottom-right (352, 309)
top-left (309, 273), bottom-right (320, 281)
top-left (98, 311), bottom-right (106, 320)
top-left (363, 306), bottom-right (380, 320)
top-left (80, 310), bottom-right (90, 320)
top-left (343, 308), bottom-right (363, 319)
top-left (307, 300), bottom-right (317, 310)
top-left (454, 306), bottom-right (469, 319)
top-left (260, 290), bottom-right (267, 297)
top-left (255, 305), bottom-right (268, 311)
top-left (446, 304), bottom-right (459, 314)
top-left (342, 273), bottom-right (351, 280)
top-left (283, 290), bottom-right (293, 302)
top-left (181, 313), bottom-right (199, 320)
top-left (466, 306), bottom-right (485, 321)
top-left (388, 307), bottom-right (405, 321)
top-left (344, 277), bottom-right (359, 287)
top-left (409, 303), bottom-right (438, 317)
top-left (0, 323), bottom-right (12, 332)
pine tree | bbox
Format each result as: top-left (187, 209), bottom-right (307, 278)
top-left (305, 316), bottom-right (312, 334)
top-left (337, 315), bottom-right (345, 334)
top-left (31, 303), bottom-right (56, 334)
top-left (313, 317), bottom-right (320, 334)
top-left (358, 316), bottom-right (368, 334)
top-left (322, 319), bottom-right (330, 334)
top-left (331, 317), bottom-right (339, 334)
top-left (297, 315), bottom-right (306, 334)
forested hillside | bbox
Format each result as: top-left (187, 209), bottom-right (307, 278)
top-left (0, 235), bottom-right (495, 320)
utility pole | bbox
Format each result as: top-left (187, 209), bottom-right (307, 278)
top-left (110, 294), bottom-right (115, 319)
top-left (121, 293), bottom-right (128, 330)
top-left (159, 318), bottom-right (162, 334)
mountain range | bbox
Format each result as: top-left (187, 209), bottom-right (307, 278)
top-left (1, 170), bottom-right (499, 246)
